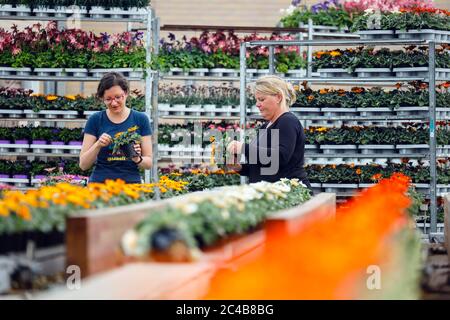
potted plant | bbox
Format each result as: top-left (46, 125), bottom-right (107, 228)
top-left (111, 125), bottom-right (142, 159)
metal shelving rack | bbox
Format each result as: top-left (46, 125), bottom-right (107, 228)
top-left (238, 38), bottom-right (450, 236)
top-left (0, 5), bottom-right (160, 185)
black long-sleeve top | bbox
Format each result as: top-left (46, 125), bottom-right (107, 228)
top-left (240, 112), bottom-right (308, 183)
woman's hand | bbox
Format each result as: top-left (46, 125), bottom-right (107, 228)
top-left (132, 143), bottom-right (142, 163)
top-left (227, 140), bottom-right (243, 155)
top-left (226, 163), bottom-right (242, 172)
top-left (96, 133), bottom-right (112, 148)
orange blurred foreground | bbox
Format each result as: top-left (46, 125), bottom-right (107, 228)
top-left (204, 173), bottom-right (415, 299)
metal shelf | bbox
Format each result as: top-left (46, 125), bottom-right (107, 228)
top-left (0, 117), bottom-right (87, 122)
top-left (0, 152), bottom-right (79, 158)
top-left (0, 75), bottom-right (145, 82)
top-left (0, 16), bottom-right (147, 23)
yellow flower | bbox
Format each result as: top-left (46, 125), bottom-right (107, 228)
top-left (330, 51), bottom-right (341, 57)
top-left (0, 202), bottom-right (9, 217)
top-left (46, 95), bottom-right (58, 101)
top-left (128, 125), bottom-right (139, 132)
top-left (65, 95), bottom-right (76, 101)
top-left (115, 131), bottom-right (124, 138)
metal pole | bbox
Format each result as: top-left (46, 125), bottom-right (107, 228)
top-left (269, 46), bottom-right (275, 74)
top-left (151, 16), bottom-right (160, 192)
top-left (428, 41), bottom-right (437, 235)
top-left (307, 18), bottom-right (313, 78)
top-left (240, 42), bottom-right (247, 185)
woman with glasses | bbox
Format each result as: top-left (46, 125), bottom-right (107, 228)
top-left (79, 72), bottom-right (152, 183)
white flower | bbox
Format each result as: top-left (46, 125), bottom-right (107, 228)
top-left (286, 5), bottom-right (296, 15)
top-left (121, 229), bottom-right (141, 257)
top-left (290, 178), bottom-right (300, 187)
top-left (221, 209), bottom-right (230, 219)
top-left (175, 203), bottom-right (198, 214)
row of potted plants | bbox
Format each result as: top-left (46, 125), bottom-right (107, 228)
top-left (296, 81), bottom-right (450, 110)
top-left (312, 45), bottom-right (450, 71)
top-left (279, 0), bottom-right (353, 29)
top-left (0, 126), bottom-right (83, 144)
top-left (121, 178), bottom-right (312, 259)
top-left (306, 159), bottom-right (450, 184)
top-left (305, 123), bottom-right (450, 145)
top-left (0, 159), bottom-right (91, 179)
top-left (279, 0), bottom-right (446, 32)
top-left (351, 7), bottom-right (450, 32)
top-left (154, 31), bottom-right (306, 73)
top-left (2, 81), bottom-right (449, 112)
top-left (0, 22), bottom-right (146, 69)
top-left (0, 176), bottom-right (189, 238)
top-left (0, 0), bottom-right (149, 9)
top-left (3, 121), bottom-right (444, 150)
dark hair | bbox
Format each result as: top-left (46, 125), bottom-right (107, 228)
top-left (96, 72), bottom-right (129, 99)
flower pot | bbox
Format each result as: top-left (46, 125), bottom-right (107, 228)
top-left (33, 174), bottom-right (46, 181)
top-left (357, 30), bottom-right (396, 40)
top-left (69, 141), bottom-right (82, 154)
top-left (14, 5), bottom-right (31, 17)
top-left (209, 68), bottom-right (238, 77)
top-left (34, 6), bottom-right (56, 17)
top-left (189, 68), bottom-right (209, 76)
top-left (317, 68), bottom-right (353, 78)
top-left (359, 145), bottom-right (395, 155)
top-left (12, 174), bottom-right (28, 180)
top-left (395, 29), bottom-right (450, 41)
top-left (355, 68), bottom-right (393, 78)
top-left (167, 68), bottom-right (185, 76)
top-left (50, 141), bottom-right (65, 154)
top-left (13, 140), bottom-right (28, 152)
top-left (320, 145), bottom-right (357, 155)
top-left (128, 7), bottom-right (148, 19)
top-left (65, 68), bottom-right (88, 77)
top-left (120, 143), bottom-right (139, 159)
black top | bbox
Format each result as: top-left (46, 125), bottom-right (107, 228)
top-left (240, 112), bottom-right (308, 183)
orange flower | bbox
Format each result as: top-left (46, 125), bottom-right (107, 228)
top-left (356, 168), bottom-right (362, 175)
top-left (307, 95), bottom-right (314, 102)
top-left (319, 88), bottom-right (329, 95)
top-left (351, 87), bottom-right (364, 94)
top-left (371, 173), bottom-right (382, 181)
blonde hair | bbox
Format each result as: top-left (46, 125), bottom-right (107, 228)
top-left (253, 75), bottom-right (297, 110)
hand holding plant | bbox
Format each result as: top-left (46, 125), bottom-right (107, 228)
top-left (111, 125), bottom-right (142, 159)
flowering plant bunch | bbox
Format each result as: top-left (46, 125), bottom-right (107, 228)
top-left (0, 0), bottom-right (150, 9)
top-left (305, 159), bottom-right (450, 185)
top-left (160, 166), bottom-right (241, 192)
top-left (312, 46), bottom-right (450, 71)
top-left (351, 5), bottom-right (450, 31)
top-left (343, 0), bottom-right (434, 13)
top-left (37, 174), bottom-right (89, 187)
top-left (121, 178), bottom-right (312, 260)
top-left (154, 31), bottom-right (305, 72)
top-left (280, 0), bottom-right (353, 29)
top-left (305, 122), bottom-right (450, 145)
top-left (158, 83), bottom-right (255, 107)
top-left (111, 125), bottom-right (141, 156)
top-left (0, 89), bottom-right (144, 112)
top-left (0, 22), bottom-right (146, 69)
top-left (295, 82), bottom-right (450, 110)
top-left (0, 177), bottom-right (189, 235)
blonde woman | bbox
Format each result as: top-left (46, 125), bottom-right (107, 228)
top-left (227, 75), bottom-right (311, 189)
